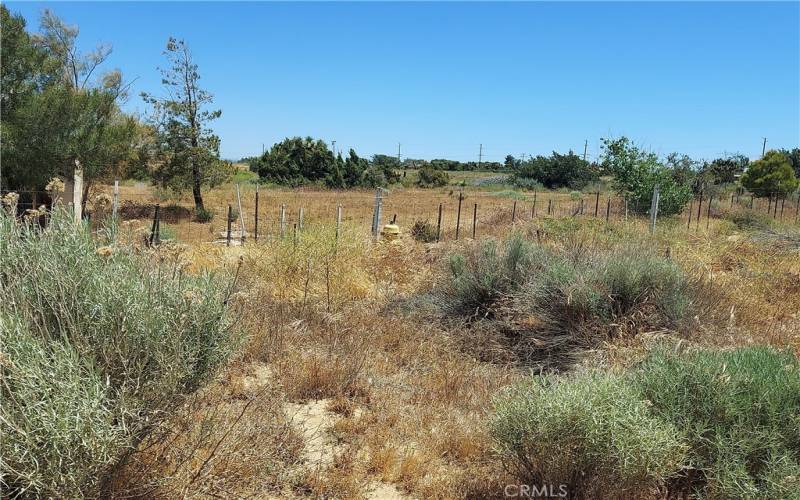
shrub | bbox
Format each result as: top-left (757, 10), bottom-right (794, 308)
top-left (492, 371), bottom-right (686, 497)
top-left (512, 151), bottom-right (598, 190)
top-left (417, 166), bottom-right (449, 187)
top-left (437, 235), bottom-right (693, 365)
top-left (443, 236), bottom-right (540, 318)
top-left (634, 347), bottom-right (800, 498)
top-left (0, 209), bottom-right (237, 497)
top-left (195, 206), bottom-right (214, 222)
top-left (492, 346), bottom-right (800, 498)
top-left (410, 219), bottom-right (437, 243)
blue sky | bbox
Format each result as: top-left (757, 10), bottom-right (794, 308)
top-left (7, 1), bottom-right (800, 162)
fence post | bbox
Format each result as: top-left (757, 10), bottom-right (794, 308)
top-left (226, 205), bottom-right (232, 247)
top-left (687, 200), bottom-right (693, 229)
top-left (455, 191), bottom-right (463, 240)
top-left (606, 197), bottom-right (611, 223)
top-left (112, 180), bottom-right (119, 220)
top-left (696, 192), bottom-right (703, 230)
top-left (436, 203), bottom-right (442, 242)
top-left (594, 192), bottom-right (600, 217)
top-left (335, 204), bottom-right (342, 244)
top-left (780, 198), bottom-right (785, 220)
top-left (532, 191), bottom-right (537, 217)
top-left (547, 199), bottom-right (552, 215)
top-left (254, 185), bottom-right (259, 242)
top-left (149, 204), bottom-right (159, 246)
top-left (372, 188), bottom-right (383, 240)
top-left (236, 183), bottom-right (246, 243)
top-left (511, 200), bottom-right (517, 224)
top-left (279, 204), bottom-right (286, 238)
top-left (706, 195), bottom-right (713, 230)
top-left (649, 184), bottom-right (660, 234)
top-left (298, 207), bottom-right (304, 232)
top-left (472, 203), bottom-right (477, 238)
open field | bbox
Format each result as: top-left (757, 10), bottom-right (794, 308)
top-left (10, 181), bottom-right (788, 498)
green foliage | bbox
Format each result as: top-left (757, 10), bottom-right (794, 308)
top-left (740, 150), bottom-right (799, 197)
top-left (492, 372), bottom-right (686, 495)
top-left (492, 346), bottom-right (800, 498)
top-left (702, 153), bottom-right (749, 185)
top-left (254, 136), bottom-right (335, 186)
top-left (512, 151), bottom-right (598, 190)
top-left (601, 137), bottom-right (693, 216)
top-left (194, 206), bottom-right (214, 223)
top-left (778, 148), bottom-right (800, 178)
top-left (416, 165), bottom-right (450, 187)
top-left (0, 209), bottom-right (236, 497)
top-left (445, 236), bottom-right (537, 317)
top-left (634, 347), bottom-right (800, 498)
top-left (438, 235), bottom-right (692, 365)
top-left (141, 38), bottom-right (223, 211)
top-left (1, 6), bottom-right (138, 191)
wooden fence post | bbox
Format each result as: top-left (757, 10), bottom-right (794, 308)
top-left (455, 191), bottom-right (463, 240)
top-left (254, 185), bottom-right (259, 242)
top-left (335, 204), bottom-right (342, 244)
top-left (436, 203), bottom-right (442, 242)
top-left (511, 200), bottom-right (517, 224)
top-left (298, 207), bottom-right (304, 231)
top-left (706, 195), bottom-right (713, 230)
top-left (532, 191), bottom-right (537, 217)
top-left (226, 205), bottom-right (232, 247)
top-left (594, 191), bottom-right (600, 217)
top-left (605, 197), bottom-right (610, 223)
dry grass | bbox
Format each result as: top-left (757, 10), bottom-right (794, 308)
top-left (92, 181), bottom-right (800, 499)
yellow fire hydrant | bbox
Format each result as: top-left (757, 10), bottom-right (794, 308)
top-left (381, 223), bottom-right (400, 241)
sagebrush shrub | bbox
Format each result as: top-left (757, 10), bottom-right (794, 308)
top-left (634, 347), bottom-right (800, 498)
top-left (492, 346), bottom-right (800, 499)
top-left (491, 371), bottom-right (686, 497)
top-left (0, 209), bottom-right (237, 497)
top-left (438, 234), bottom-right (694, 365)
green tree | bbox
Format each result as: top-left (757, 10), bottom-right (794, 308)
top-left (1, 7), bottom-right (137, 198)
top-left (512, 151), bottom-right (598, 190)
top-left (141, 38), bottom-right (223, 211)
top-left (601, 137), bottom-right (693, 216)
top-left (740, 150), bottom-right (799, 198)
top-left (777, 148), bottom-right (800, 178)
top-left (255, 137), bottom-right (335, 186)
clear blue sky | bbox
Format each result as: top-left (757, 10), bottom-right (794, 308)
top-left (7, 1), bottom-right (800, 162)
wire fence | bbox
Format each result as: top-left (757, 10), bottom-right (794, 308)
top-left (3, 185), bottom-right (799, 244)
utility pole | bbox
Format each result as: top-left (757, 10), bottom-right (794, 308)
top-left (332, 140), bottom-right (336, 156)
top-left (762, 137), bottom-right (767, 157)
top-left (478, 144), bottom-right (483, 169)
top-left (583, 140), bottom-right (588, 162)
top-left (397, 143), bottom-right (401, 164)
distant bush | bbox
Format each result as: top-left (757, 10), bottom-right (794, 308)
top-left (492, 372), bottom-right (686, 497)
top-left (0, 209), bottom-right (236, 497)
top-left (722, 207), bottom-right (773, 230)
top-left (492, 346), bottom-right (800, 498)
top-left (437, 234), bottom-right (692, 366)
top-left (512, 151), bottom-right (599, 190)
top-left (410, 219), bottom-right (438, 243)
top-left (601, 137), bottom-right (693, 217)
top-left (417, 166), bottom-right (449, 187)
